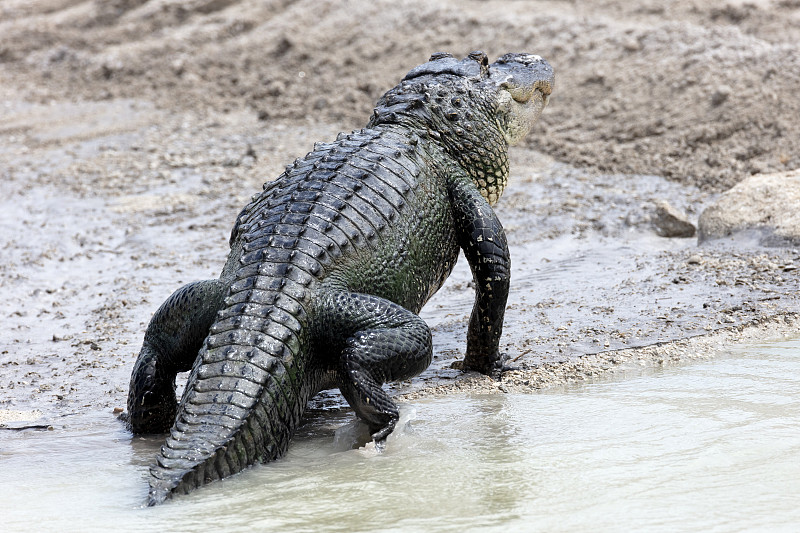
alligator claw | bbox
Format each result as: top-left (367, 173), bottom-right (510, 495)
top-left (449, 359), bottom-right (465, 370)
top-left (371, 418), bottom-right (396, 445)
top-left (458, 351), bottom-right (516, 375)
top-left (495, 352), bottom-right (520, 373)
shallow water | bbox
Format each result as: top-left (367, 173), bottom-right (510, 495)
top-left (2, 338), bottom-right (799, 532)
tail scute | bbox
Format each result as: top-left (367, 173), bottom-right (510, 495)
top-left (145, 344), bottom-right (304, 505)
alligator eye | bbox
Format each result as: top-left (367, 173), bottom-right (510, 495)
top-left (508, 86), bottom-right (531, 104)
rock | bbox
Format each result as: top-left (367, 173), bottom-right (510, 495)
top-left (698, 169), bottom-right (800, 245)
top-left (652, 200), bottom-right (696, 238)
top-left (710, 84), bottom-right (732, 106)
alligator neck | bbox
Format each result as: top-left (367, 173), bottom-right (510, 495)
top-left (368, 81), bottom-right (510, 205)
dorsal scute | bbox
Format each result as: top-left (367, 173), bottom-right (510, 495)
top-left (402, 50), bottom-right (490, 82)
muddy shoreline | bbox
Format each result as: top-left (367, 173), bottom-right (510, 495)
top-left (2, 1), bottom-right (800, 419)
top-left (1, 104), bottom-right (798, 418)
top-left (401, 313), bottom-right (800, 400)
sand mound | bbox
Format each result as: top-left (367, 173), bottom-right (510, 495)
top-left (2, 0), bottom-right (799, 190)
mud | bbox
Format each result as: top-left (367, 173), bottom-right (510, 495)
top-left (1, 1), bottom-right (799, 418)
top-left (3, 0), bottom-right (800, 190)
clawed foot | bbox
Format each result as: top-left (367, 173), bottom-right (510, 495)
top-left (457, 352), bottom-right (519, 376)
top-left (126, 387), bottom-right (177, 434)
top-left (494, 352), bottom-right (520, 373)
top-left (370, 418), bottom-right (396, 450)
top-left (449, 359), bottom-right (465, 371)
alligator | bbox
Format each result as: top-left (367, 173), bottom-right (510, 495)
top-left (126, 50), bottom-right (554, 505)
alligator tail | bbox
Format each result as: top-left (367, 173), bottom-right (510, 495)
top-left (146, 279), bottom-right (312, 506)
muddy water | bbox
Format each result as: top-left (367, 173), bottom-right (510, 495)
top-left (2, 338), bottom-right (799, 532)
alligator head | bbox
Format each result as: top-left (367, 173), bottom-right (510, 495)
top-left (399, 51), bottom-right (553, 144)
top-left (486, 52), bottom-right (554, 145)
top-left (369, 51), bottom-right (554, 205)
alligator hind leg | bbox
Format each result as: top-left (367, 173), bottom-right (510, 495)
top-left (127, 279), bottom-right (228, 434)
top-left (320, 292), bottom-right (433, 441)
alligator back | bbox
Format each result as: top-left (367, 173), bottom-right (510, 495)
top-left (232, 127), bottom-right (460, 312)
top-left (147, 127), bottom-right (459, 504)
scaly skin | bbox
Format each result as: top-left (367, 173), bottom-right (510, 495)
top-left (126, 51), bottom-right (554, 505)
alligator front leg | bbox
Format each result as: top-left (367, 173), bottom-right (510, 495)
top-left (449, 177), bottom-right (511, 375)
top-left (127, 279), bottom-right (228, 433)
top-left (319, 291), bottom-right (433, 441)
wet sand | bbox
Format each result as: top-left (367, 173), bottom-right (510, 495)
top-left (1, 1), bottom-right (799, 418)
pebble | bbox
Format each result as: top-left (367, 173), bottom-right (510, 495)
top-left (710, 85), bottom-right (732, 106)
top-left (653, 200), bottom-right (696, 238)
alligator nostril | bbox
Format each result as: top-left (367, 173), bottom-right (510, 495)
top-left (429, 52), bottom-right (454, 61)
